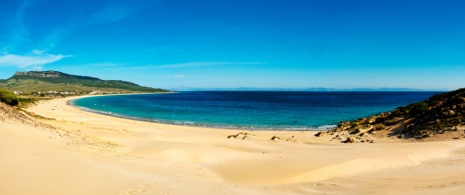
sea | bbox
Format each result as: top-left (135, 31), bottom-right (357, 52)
top-left (71, 91), bottom-right (441, 130)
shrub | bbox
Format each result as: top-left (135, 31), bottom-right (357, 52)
top-left (374, 116), bottom-right (386, 123)
top-left (391, 107), bottom-right (408, 117)
top-left (0, 88), bottom-right (19, 106)
top-left (449, 96), bottom-right (465, 104)
top-left (408, 102), bottom-right (428, 116)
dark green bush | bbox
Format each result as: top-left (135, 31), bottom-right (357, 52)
top-left (408, 102), bottom-right (428, 116)
top-left (449, 96), bottom-right (465, 104)
top-left (0, 88), bottom-right (19, 106)
top-left (374, 116), bottom-right (386, 123)
top-left (391, 107), bottom-right (408, 117)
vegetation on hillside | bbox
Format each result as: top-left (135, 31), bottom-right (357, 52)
top-left (0, 71), bottom-right (169, 96)
top-left (329, 88), bottom-right (465, 139)
top-left (11, 74), bottom-right (161, 92)
top-left (0, 88), bottom-right (19, 106)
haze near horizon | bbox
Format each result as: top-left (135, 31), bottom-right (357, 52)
top-left (0, 0), bottom-right (464, 90)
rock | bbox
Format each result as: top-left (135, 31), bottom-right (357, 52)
top-left (367, 118), bottom-right (375, 124)
top-left (271, 136), bottom-right (280, 141)
top-left (332, 134), bottom-right (345, 141)
top-left (344, 137), bottom-right (356, 143)
top-left (227, 135), bottom-right (237, 139)
top-left (314, 131), bottom-right (326, 137)
top-left (353, 125), bottom-right (373, 135)
top-left (373, 124), bottom-right (385, 131)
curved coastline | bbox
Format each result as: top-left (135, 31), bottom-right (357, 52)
top-left (67, 94), bottom-right (329, 131)
top-left (7, 94), bottom-right (465, 194)
top-left (66, 91), bottom-right (439, 132)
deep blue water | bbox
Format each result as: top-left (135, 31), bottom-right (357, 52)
top-left (71, 91), bottom-right (441, 130)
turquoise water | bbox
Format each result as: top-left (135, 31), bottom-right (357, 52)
top-left (71, 91), bottom-right (441, 130)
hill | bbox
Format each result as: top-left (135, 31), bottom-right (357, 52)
top-left (327, 88), bottom-right (465, 141)
top-left (0, 71), bottom-right (169, 96)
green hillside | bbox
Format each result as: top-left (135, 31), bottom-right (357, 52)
top-left (331, 88), bottom-right (465, 139)
top-left (0, 71), bottom-right (169, 95)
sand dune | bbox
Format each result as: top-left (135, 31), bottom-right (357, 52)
top-left (0, 96), bottom-right (465, 194)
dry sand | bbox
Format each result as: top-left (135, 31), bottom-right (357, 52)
top-left (1, 96), bottom-right (465, 194)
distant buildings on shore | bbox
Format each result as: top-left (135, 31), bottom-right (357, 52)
top-left (88, 91), bottom-right (117, 95)
top-left (13, 90), bottom-right (119, 97)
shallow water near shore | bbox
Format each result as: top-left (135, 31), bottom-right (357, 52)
top-left (71, 91), bottom-right (441, 130)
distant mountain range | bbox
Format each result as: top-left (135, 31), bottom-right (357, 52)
top-left (172, 87), bottom-right (448, 92)
top-left (0, 71), bottom-right (168, 95)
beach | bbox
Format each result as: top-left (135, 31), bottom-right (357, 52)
top-left (1, 96), bottom-right (465, 194)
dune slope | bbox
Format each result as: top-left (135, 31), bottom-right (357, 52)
top-left (1, 98), bottom-right (465, 194)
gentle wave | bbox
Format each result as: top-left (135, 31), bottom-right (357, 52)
top-left (71, 101), bottom-right (329, 130)
top-left (71, 91), bottom-right (440, 131)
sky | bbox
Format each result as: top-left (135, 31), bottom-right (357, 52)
top-left (0, 0), bottom-right (464, 90)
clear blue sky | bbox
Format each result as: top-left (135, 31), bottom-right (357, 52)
top-left (0, 0), bottom-right (464, 90)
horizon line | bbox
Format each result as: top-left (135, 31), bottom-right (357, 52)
top-left (171, 87), bottom-right (450, 92)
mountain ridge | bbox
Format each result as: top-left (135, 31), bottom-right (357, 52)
top-left (0, 70), bottom-right (168, 95)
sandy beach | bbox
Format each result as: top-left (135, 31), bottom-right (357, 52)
top-left (1, 96), bottom-right (465, 194)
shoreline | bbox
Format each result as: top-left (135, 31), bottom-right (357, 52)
top-left (1, 95), bottom-right (465, 194)
top-left (67, 94), bottom-right (333, 131)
